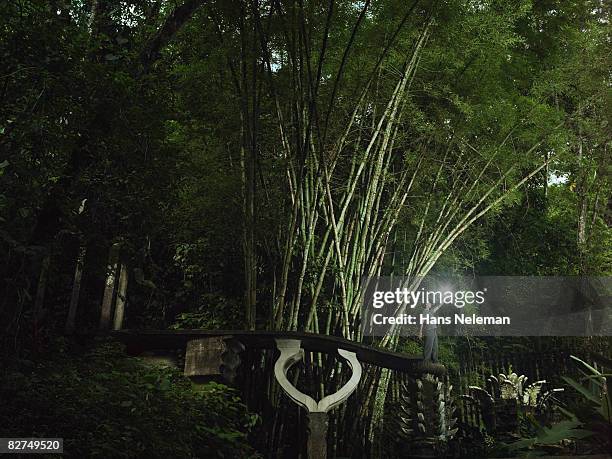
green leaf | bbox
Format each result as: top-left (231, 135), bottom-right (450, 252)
top-left (537, 421), bottom-right (590, 443)
top-left (561, 376), bottom-right (600, 404)
top-left (158, 378), bottom-right (171, 391)
top-left (507, 437), bottom-right (536, 450)
top-left (570, 355), bottom-right (602, 377)
top-left (556, 406), bottom-right (578, 421)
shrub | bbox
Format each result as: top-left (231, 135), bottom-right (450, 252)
top-left (0, 340), bottom-right (258, 458)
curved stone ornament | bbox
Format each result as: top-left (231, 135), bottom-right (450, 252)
top-left (273, 339), bottom-right (362, 413)
top-left (274, 339), bottom-right (363, 458)
top-left (317, 348), bottom-right (362, 412)
top-left (274, 339), bottom-right (318, 412)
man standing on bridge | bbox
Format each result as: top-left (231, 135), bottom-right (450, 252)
top-left (418, 301), bottom-right (442, 363)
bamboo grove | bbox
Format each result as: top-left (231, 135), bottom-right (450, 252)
top-left (201, 1), bottom-right (610, 445)
top-left (214, 0), bottom-right (608, 345)
top-left (0, 0), bottom-right (610, 456)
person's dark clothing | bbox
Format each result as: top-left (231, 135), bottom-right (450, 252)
top-left (422, 304), bottom-right (441, 363)
top-left (423, 329), bottom-right (438, 363)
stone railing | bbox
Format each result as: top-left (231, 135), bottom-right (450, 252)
top-left (113, 330), bottom-right (450, 458)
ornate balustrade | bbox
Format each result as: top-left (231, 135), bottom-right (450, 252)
top-left (112, 329), bottom-right (450, 458)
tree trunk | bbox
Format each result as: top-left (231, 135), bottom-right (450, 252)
top-left (99, 243), bottom-right (120, 330)
top-left (65, 244), bottom-right (86, 334)
top-left (33, 254), bottom-right (51, 345)
top-left (112, 263), bottom-right (129, 330)
top-left (239, 4), bottom-right (258, 331)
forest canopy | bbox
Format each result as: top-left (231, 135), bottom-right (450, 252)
top-left (1, 0), bottom-right (609, 343)
top-left (0, 1), bottom-right (610, 457)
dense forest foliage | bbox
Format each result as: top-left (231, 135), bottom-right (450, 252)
top-left (0, 0), bottom-right (610, 457)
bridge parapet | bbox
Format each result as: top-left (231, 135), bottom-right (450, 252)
top-left (112, 330), bottom-right (451, 458)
